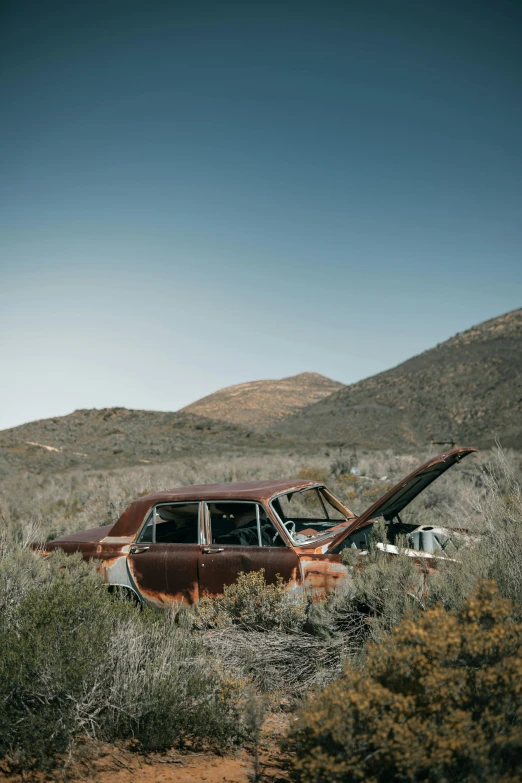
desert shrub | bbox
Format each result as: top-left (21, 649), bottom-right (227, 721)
top-left (205, 626), bottom-right (346, 694)
top-left (334, 472), bottom-right (359, 487)
top-left (0, 548), bottom-right (246, 771)
top-left (0, 543), bottom-right (50, 615)
top-left (0, 552), bottom-right (130, 769)
top-left (287, 581), bottom-right (522, 783)
top-left (428, 446), bottom-right (522, 613)
top-left (194, 569), bottom-right (307, 632)
top-left (196, 572), bottom-right (370, 696)
top-left (337, 521), bottom-right (424, 642)
top-left (329, 457), bottom-right (353, 479)
top-left (331, 473), bottom-right (360, 508)
top-left (197, 571), bottom-right (375, 695)
top-left (298, 466), bottom-right (330, 486)
top-left (101, 613), bottom-right (246, 752)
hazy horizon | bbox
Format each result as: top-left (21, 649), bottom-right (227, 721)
top-left (2, 1), bottom-right (521, 430)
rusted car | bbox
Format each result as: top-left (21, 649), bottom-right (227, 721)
top-left (42, 447), bottom-right (476, 607)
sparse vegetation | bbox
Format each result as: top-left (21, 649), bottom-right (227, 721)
top-left (0, 444), bottom-right (521, 777)
top-left (198, 572), bottom-right (350, 694)
top-left (428, 446), bottom-right (522, 613)
top-left (182, 371), bottom-right (344, 430)
top-left (339, 521), bottom-right (425, 642)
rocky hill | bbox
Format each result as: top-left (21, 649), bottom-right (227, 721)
top-left (273, 309), bottom-right (522, 450)
top-left (180, 372), bottom-right (344, 429)
top-left (0, 408), bottom-right (290, 479)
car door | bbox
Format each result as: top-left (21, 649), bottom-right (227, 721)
top-left (127, 501), bottom-right (203, 607)
top-left (198, 500), bottom-right (300, 596)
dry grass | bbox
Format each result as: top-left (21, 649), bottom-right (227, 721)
top-left (3, 445), bottom-right (520, 545)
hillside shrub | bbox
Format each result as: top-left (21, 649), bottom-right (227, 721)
top-left (205, 626), bottom-right (345, 694)
top-left (0, 543), bottom-right (50, 615)
top-left (329, 458), bottom-right (353, 479)
top-left (197, 571), bottom-right (372, 695)
top-left (287, 581), bottom-right (522, 783)
top-left (335, 520), bottom-right (424, 643)
top-left (100, 613), bottom-right (246, 752)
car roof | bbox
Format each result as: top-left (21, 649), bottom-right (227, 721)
top-left (138, 478), bottom-right (319, 503)
top-left (108, 479), bottom-right (321, 537)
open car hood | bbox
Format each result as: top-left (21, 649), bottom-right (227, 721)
top-left (328, 447), bottom-right (477, 551)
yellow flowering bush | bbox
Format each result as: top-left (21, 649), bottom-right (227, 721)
top-left (288, 581), bottom-right (522, 782)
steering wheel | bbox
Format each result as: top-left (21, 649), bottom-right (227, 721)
top-left (273, 520), bottom-right (296, 542)
top-left (270, 520), bottom-right (296, 544)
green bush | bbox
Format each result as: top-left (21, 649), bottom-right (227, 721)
top-left (0, 543), bottom-right (50, 615)
top-left (0, 552), bottom-right (129, 769)
top-left (287, 581), bottom-right (522, 783)
top-left (0, 548), bottom-right (246, 771)
top-left (194, 569), bottom-right (307, 632)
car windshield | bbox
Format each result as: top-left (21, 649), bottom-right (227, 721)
top-left (271, 487), bottom-right (353, 543)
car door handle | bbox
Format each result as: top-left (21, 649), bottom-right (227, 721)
top-left (202, 547), bottom-right (224, 554)
top-left (129, 545), bottom-right (150, 554)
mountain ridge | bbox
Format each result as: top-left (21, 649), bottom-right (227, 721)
top-left (272, 308), bottom-right (522, 450)
top-left (180, 371), bottom-right (344, 429)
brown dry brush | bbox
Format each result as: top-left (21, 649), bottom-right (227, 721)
top-left (194, 570), bottom-right (368, 694)
top-left (205, 627), bottom-right (346, 693)
top-left (427, 444), bottom-right (522, 612)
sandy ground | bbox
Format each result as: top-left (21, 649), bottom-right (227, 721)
top-left (82, 748), bottom-right (287, 783)
top-left (0, 716), bottom-right (290, 783)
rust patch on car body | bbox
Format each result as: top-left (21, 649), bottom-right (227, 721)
top-left (300, 555), bottom-right (347, 598)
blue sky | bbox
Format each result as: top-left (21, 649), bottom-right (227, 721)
top-left (1, 0), bottom-right (521, 430)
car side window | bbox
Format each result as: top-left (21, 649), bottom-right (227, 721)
top-left (207, 502), bottom-right (285, 547)
top-left (137, 503), bottom-right (200, 544)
